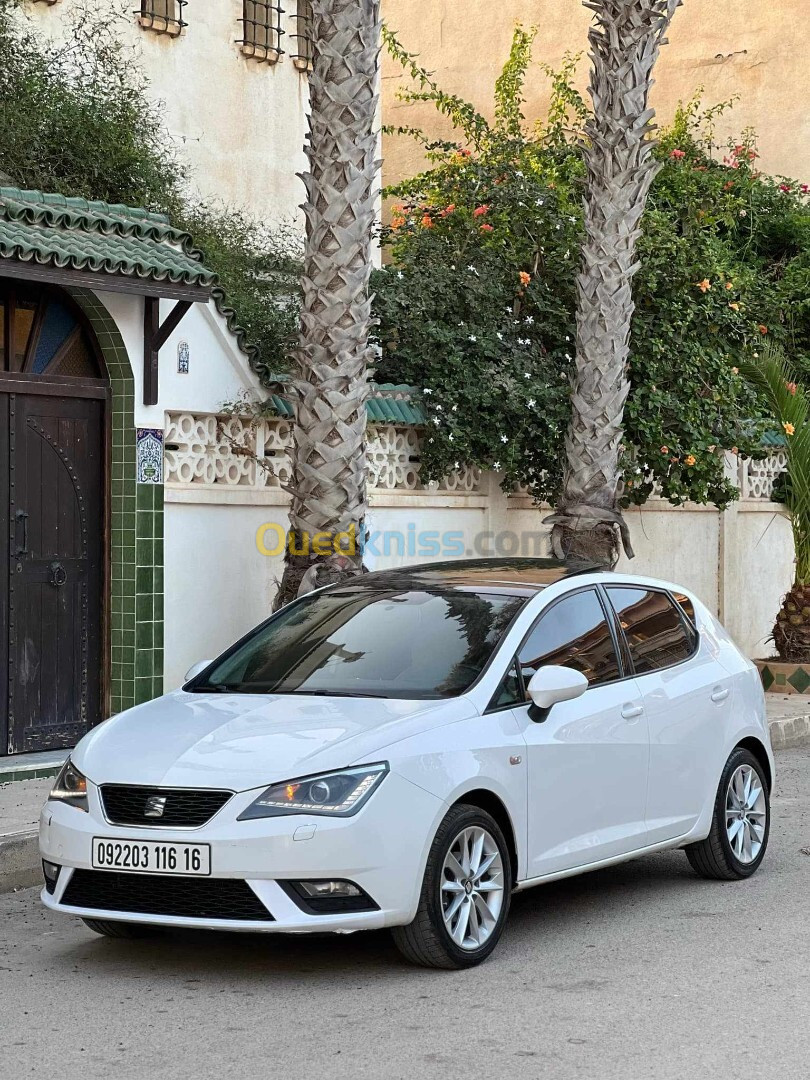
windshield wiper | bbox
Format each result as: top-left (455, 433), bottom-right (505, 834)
top-left (272, 688), bottom-right (393, 699)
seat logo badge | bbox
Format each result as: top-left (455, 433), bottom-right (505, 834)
top-left (144, 795), bottom-right (167, 818)
top-left (509, 755), bottom-right (522, 766)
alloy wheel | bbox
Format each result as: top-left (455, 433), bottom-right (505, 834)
top-left (440, 825), bottom-right (505, 951)
top-left (725, 763), bottom-right (767, 864)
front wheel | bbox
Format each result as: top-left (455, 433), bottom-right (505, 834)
top-left (685, 747), bottom-right (770, 880)
top-left (392, 803), bottom-right (512, 969)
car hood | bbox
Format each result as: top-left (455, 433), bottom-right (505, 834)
top-left (72, 690), bottom-right (475, 792)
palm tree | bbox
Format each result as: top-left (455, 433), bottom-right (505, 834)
top-left (274, 0), bottom-right (380, 607)
top-left (742, 348), bottom-right (810, 662)
top-left (547, 0), bottom-right (681, 567)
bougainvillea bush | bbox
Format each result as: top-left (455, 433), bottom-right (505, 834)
top-left (371, 28), bottom-right (810, 508)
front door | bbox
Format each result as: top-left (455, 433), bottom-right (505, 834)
top-left (510, 587), bottom-right (650, 879)
top-left (1, 394), bottom-right (104, 754)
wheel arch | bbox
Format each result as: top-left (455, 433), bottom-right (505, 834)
top-left (451, 788), bottom-right (519, 883)
top-left (736, 736), bottom-right (773, 791)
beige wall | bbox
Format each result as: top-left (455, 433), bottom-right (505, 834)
top-left (382, 0), bottom-right (810, 186)
top-left (25, 0), bottom-right (309, 223)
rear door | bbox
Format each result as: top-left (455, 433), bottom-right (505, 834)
top-left (509, 586), bottom-right (650, 879)
top-left (604, 586), bottom-right (730, 844)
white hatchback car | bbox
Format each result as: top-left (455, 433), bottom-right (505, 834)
top-left (40, 559), bottom-right (773, 968)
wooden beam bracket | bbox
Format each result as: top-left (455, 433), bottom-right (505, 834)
top-left (143, 297), bottom-right (193, 406)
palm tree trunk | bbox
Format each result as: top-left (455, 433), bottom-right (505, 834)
top-left (547, 0), bottom-right (681, 567)
top-left (274, 0), bottom-right (380, 608)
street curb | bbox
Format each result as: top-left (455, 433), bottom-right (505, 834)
top-left (768, 711), bottom-right (810, 749)
top-left (0, 833), bottom-right (41, 895)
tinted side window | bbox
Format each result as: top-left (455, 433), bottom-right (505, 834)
top-left (518, 589), bottom-right (621, 688)
top-left (606, 587), bottom-right (694, 674)
top-left (488, 659), bottom-right (522, 710)
top-left (672, 591), bottom-right (697, 635)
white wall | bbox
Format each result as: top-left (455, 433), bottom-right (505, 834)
top-left (25, 0), bottom-right (308, 224)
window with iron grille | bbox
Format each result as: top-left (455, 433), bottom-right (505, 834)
top-left (290, 0), bottom-right (313, 72)
top-left (239, 1), bottom-right (285, 63)
top-left (138, 0), bottom-right (187, 37)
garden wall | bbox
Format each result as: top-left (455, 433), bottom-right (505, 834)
top-left (162, 412), bottom-right (794, 690)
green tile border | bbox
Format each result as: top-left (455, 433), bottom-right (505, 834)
top-left (69, 289), bottom-right (164, 715)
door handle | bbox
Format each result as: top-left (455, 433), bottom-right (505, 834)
top-left (711, 687), bottom-right (730, 703)
top-left (15, 510), bottom-right (28, 556)
top-left (621, 704), bottom-right (644, 720)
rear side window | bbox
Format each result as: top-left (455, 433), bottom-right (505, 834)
top-left (606, 587), bottom-right (695, 674)
top-left (518, 588), bottom-right (621, 687)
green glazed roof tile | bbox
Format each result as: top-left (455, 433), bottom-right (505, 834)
top-left (266, 384), bottom-right (425, 426)
top-left (0, 187), bottom-right (215, 290)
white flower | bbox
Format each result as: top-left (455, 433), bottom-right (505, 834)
top-left (555, 224), bottom-right (561, 231)
top-left (527, 398), bottom-right (536, 407)
top-left (451, 404), bottom-right (458, 412)
top-left (469, 335), bottom-right (477, 342)
top-left (454, 462), bottom-right (460, 469)
top-left (501, 434), bottom-right (509, 443)
top-left (397, 271), bottom-right (404, 280)
top-left (519, 338), bottom-right (531, 346)
top-left (428, 437), bottom-right (434, 444)
top-left (565, 353), bottom-right (572, 360)
top-left (565, 335), bottom-right (570, 342)
top-left (450, 264), bottom-right (456, 270)
top-left (525, 316), bottom-right (534, 325)
top-left (739, 209), bottom-right (748, 217)
top-left (564, 249), bottom-right (570, 259)
top-left (524, 372), bottom-right (531, 378)
top-left (467, 265), bottom-right (478, 275)
top-left (496, 332), bottom-right (503, 341)
top-left (515, 170), bottom-right (524, 178)
top-left (435, 404), bottom-right (443, 411)
top-left (536, 198), bottom-right (544, 207)
top-left (505, 307), bottom-right (513, 315)
top-left (432, 416), bottom-right (441, 426)
top-left (448, 433), bottom-right (454, 442)
top-left (493, 461), bottom-right (501, 470)
top-left (423, 388), bottom-right (433, 395)
top-left (569, 216), bottom-right (577, 223)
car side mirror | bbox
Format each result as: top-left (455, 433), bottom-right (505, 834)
top-left (184, 660), bottom-right (213, 683)
top-left (526, 665), bottom-right (588, 710)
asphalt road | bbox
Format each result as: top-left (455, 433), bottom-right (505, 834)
top-left (1, 749), bottom-right (808, 1080)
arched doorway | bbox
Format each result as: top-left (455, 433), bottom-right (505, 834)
top-left (1, 282), bottom-right (108, 754)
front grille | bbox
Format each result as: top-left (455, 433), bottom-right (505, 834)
top-left (62, 870), bottom-right (273, 922)
top-left (100, 785), bottom-right (232, 828)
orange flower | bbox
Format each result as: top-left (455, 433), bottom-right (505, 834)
top-left (696, 279), bottom-right (711, 293)
top-left (685, 454), bottom-right (697, 467)
top-left (725, 281), bottom-right (734, 290)
top-left (660, 446), bottom-right (669, 454)
top-left (519, 271), bottom-right (532, 287)
top-left (479, 223), bottom-right (494, 233)
top-left (421, 214), bottom-right (434, 229)
top-left (731, 367), bottom-right (739, 374)
top-left (723, 181), bottom-right (735, 191)
top-left (784, 422), bottom-right (796, 436)
top-left (786, 382), bottom-right (798, 395)
top-left (758, 324), bottom-right (768, 334)
top-left (473, 205), bottom-right (491, 218)
top-left (729, 302), bottom-right (740, 311)
top-left (391, 214), bottom-right (406, 230)
top-left (439, 203), bottom-right (456, 218)
top-left (730, 446), bottom-right (739, 455)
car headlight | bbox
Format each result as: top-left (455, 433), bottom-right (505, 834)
top-left (49, 760), bottom-right (89, 812)
top-left (238, 763), bottom-right (388, 820)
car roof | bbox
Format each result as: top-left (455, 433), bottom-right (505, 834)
top-left (347, 558), bottom-right (603, 597)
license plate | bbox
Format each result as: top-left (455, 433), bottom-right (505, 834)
top-left (91, 837), bottom-right (211, 876)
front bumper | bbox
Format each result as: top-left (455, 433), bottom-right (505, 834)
top-left (40, 771), bottom-right (444, 934)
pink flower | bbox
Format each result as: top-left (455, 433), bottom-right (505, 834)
top-left (473, 205), bottom-right (491, 218)
top-left (669, 149), bottom-right (686, 160)
top-left (479, 223), bottom-right (494, 233)
top-left (780, 183), bottom-right (792, 194)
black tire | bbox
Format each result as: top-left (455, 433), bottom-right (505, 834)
top-left (82, 918), bottom-right (156, 939)
top-left (392, 803), bottom-right (512, 969)
top-left (685, 746), bottom-right (770, 880)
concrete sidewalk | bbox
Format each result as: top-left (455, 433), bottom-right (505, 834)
top-left (2, 697), bottom-right (809, 895)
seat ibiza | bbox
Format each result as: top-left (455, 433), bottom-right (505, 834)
top-left (40, 559), bottom-right (773, 968)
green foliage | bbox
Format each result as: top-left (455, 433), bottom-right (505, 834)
top-left (373, 28), bottom-right (810, 508)
top-left (741, 347), bottom-right (810, 584)
top-left (0, 0), bottom-right (299, 374)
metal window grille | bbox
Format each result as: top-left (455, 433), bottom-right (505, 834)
top-left (290, 0), bottom-right (313, 72)
top-left (239, 1), bottom-right (285, 63)
top-left (138, 0), bottom-right (187, 37)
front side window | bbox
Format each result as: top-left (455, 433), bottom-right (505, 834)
top-left (240, 1), bottom-right (285, 62)
top-left (606, 587), bottom-right (695, 674)
top-left (518, 589), bottom-right (621, 688)
top-left (192, 586), bottom-right (525, 700)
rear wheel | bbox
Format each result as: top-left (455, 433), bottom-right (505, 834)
top-left (392, 803), bottom-right (512, 969)
top-left (685, 747), bottom-right (770, 880)
top-left (82, 918), bottom-right (156, 939)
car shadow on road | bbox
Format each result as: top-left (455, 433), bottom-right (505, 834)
top-left (57, 847), bottom-right (712, 979)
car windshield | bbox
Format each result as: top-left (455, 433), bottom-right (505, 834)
top-left (190, 585), bottom-right (526, 700)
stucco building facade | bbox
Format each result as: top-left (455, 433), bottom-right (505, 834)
top-left (382, 0), bottom-right (810, 186)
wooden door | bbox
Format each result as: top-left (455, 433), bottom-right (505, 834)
top-left (3, 394), bottom-right (104, 754)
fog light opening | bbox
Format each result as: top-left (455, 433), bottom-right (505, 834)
top-left (42, 860), bottom-right (61, 895)
top-left (297, 880), bottom-right (362, 899)
top-left (280, 879), bottom-right (379, 915)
